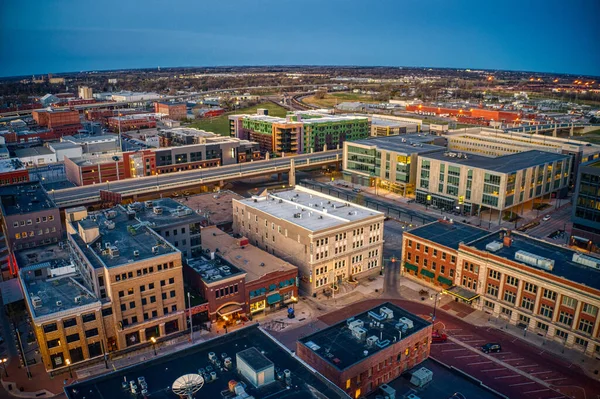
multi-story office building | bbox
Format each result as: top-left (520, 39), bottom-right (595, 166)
top-left (154, 102), bottom-right (187, 120)
top-left (185, 226), bottom-right (298, 322)
top-left (107, 114), bottom-right (157, 132)
top-left (0, 158), bottom-right (29, 186)
top-left (78, 86), bottom-right (93, 100)
top-left (19, 205), bottom-right (186, 372)
top-left (415, 150), bottom-right (571, 220)
top-left (343, 135), bottom-right (444, 196)
top-left (232, 186), bottom-right (385, 296)
top-left (571, 159), bottom-right (600, 252)
top-left (370, 118), bottom-right (420, 136)
top-left (230, 111), bottom-right (369, 155)
top-left (402, 220), bottom-right (600, 358)
top-left (133, 198), bottom-right (203, 259)
top-left (447, 128), bottom-right (600, 186)
top-left (0, 182), bottom-right (62, 255)
top-left (298, 302), bottom-right (431, 398)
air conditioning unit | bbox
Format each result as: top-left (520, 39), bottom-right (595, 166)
top-left (133, 250), bottom-right (140, 257)
top-left (56, 300), bottom-right (63, 307)
top-left (74, 296), bottom-right (82, 304)
top-left (32, 296), bottom-right (42, 308)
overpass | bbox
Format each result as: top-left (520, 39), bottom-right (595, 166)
top-left (0, 84), bottom-right (344, 118)
top-left (505, 123), bottom-right (600, 135)
top-left (50, 150), bottom-right (342, 208)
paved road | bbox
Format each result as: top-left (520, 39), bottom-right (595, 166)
top-left (526, 204), bottom-right (572, 243)
top-left (317, 298), bottom-right (600, 399)
top-left (51, 151), bottom-right (341, 206)
top-left (383, 220), bottom-right (405, 298)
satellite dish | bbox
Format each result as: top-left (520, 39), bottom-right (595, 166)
top-left (172, 374), bottom-right (204, 399)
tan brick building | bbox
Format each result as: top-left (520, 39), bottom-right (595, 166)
top-left (20, 205), bottom-right (186, 372)
top-left (232, 186), bottom-right (384, 296)
top-left (402, 220), bottom-right (600, 358)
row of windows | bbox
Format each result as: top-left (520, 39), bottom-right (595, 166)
top-left (47, 327), bottom-right (99, 348)
top-left (406, 240), bottom-right (455, 263)
top-left (14, 227), bottom-right (57, 239)
top-left (115, 262), bottom-right (174, 282)
top-left (216, 284), bottom-right (238, 299)
top-left (12, 215), bottom-right (55, 227)
top-left (43, 313), bottom-right (97, 334)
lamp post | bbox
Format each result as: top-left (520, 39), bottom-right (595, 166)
top-left (66, 359), bottom-right (73, 379)
top-left (150, 337), bottom-right (157, 356)
top-left (187, 292), bottom-right (194, 343)
top-left (0, 358), bottom-right (8, 377)
top-left (430, 292), bottom-right (443, 322)
top-left (106, 180), bottom-right (110, 191)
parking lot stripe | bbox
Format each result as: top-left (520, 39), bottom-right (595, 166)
top-left (482, 368), bottom-right (506, 372)
top-left (509, 382), bottom-right (536, 387)
top-left (495, 375), bottom-right (521, 379)
top-left (530, 371), bottom-right (553, 375)
top-left (455, 355), bottom-right (479, 359)
top-left (442, 348), bottom-right (467, 352)
top-left (500, 357), bottom-right (525, 361)
top-left (516, 364), bottom-right (538, 368)
top-left (453, 335), bottom-right (473, 337)
top-left (545, 377), bottom-right (567, 382)
top-left (467, 361), bottom-right (493, 366)
top-left (523, 389), bottom-right (551, 394)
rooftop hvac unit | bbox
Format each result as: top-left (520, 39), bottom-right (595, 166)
top-left (380, 306), bottom-right (394, 319)
top-left (74, 296), bottom-right (81, 304)
top-left (348, 319), bottom-right (364, 330)
top-left (572, 253), bottom-right (600, 270)
top-left (152, 246), bottom-right (159, 254)
top-left (515, 250), bottom-right (554, 271)
top-left (133, 250), bottom-right (140, 257)
top-left (56, 300), bottom-right (63, 307)
top-left (105, 220), bottom-right (116, 230)
top-left (32, 296), bottom-right (42, 308)
top-left (368, 310), bottom-right (386, 322)
top-left (399, 317), bottom-right (414, 329)
top-left (352, 326), bottom-right (367, 341)
top-left (153, 206), bottom-right (163, 215)
top-left (486, 241), bottom-right (503, 252)
top-left (305, 341), bottom-right (321, 351)
top-left (395, 321), bottom-right (408, 333)
top-left (366, 336), bottom-right (379, 348)
top-left (145, 200), bottom-right (154, 208)
top-left (108, 246), bottom-right (120, 258)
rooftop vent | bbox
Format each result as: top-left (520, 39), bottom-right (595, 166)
top-left (486, 241), bottom-right (503, 252)
top-left (133, 250), bottom-right (140, 257)
top-left (515, 250), bottom-right (554, 271)
top-left (572, 253), bottom-right (600, 270)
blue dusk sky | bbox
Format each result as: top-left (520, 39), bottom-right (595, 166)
top-left (1, 0), bottom-right (599, 78)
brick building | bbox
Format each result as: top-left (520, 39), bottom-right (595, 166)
top-left (402, 220), bottom-right (600, 358)
top-left (18, 205), bottom-right (186, 372)
top-left (107, 114), bottom-right (157, 132)
top-left (233, 186), bottom-right (385, 296)
top-left (298, 302), bottom-right (432, 398)
top-left (154, 102), bottom-right (187, 120)
top-left (32, 109), bottom-right (82, 138)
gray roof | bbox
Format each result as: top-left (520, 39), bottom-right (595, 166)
top-left (351, 134), bottom-right (444, 154)
top-left (0, 182), bottom-right (56, 216)
top-left (14, 146), bottom-right (54, 157)
top-left (421, 150), bottom-right (571, 173)
top-left (406, 220), bottom-right (490, 250)
top-left (134, 198), bottom-right (203, 229)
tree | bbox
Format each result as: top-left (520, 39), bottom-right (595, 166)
top-left (314, 90), bottom-right (327, 100)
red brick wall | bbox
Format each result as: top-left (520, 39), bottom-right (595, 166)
top-left (0, 170), bottom-right (29, 186)
top-left (402, 233), bottom-right (458, 287)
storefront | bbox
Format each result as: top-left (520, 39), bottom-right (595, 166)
top-left (217, 303), bottom-right (243, 323)
top-left (442, 286), bottom-right (480, 305)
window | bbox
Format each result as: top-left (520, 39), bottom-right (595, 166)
top-left (149, 283), bottom-right (154, 289)
top-left (169, 277), bottom-right (174, 284)
top-left (82, 313), bottom-right (96, 323)
top-left (142, 298), bottom-right (147, 305)
top-left (140, 285), bottom-right (146, 292)
top-left (537, 321), bottom-right (548, 331)
top-left (102, 308), bottom-right (113, 317)
top-left (540, 304), bottom-right (553, 319)
top-left (119, 291), bottom-right (124, 298)
top-left (171, 305), bottom-right (177, 312)
top-left (483, 300), bottom-right (495, 310)
top-left (66, 333), bottom-right (80, 343)
top-left (523, 282), bottom-right (537, 294)
top-left (85, 328), bottom-right (99, 338)
top-left (441, 253), bottom-right (447, 260)
top-left (486, 284), bottom-right (498, 297)
top-left (121, 304), bottom-right (126, 312)
top-left (152, 310), bottom-right (158, 318)
top-left (555, 329), bottom-right (568, 340)
top-left (582, 303), bottom-right (599, 317)
top-left (561, 295), bottom-right (576, 308)
top-left (501, 307), bottom-right (512, 317)
top-left (129, 301), bottom-right (136, 309)
top-left (131, 316), bottom-right (138, 324)
top-left (559, 312), bottom-right (574, 327)
top-left (521, 297), bottom-right (535, 311)
top-left (543, 289), bottom-right (557, 301)
top-left (150, 296), bottom-right (156, 303)
top-left (127, 288), bottom-right (134, 296)
top-left (574, 337), bottom-right (588, 349)
top-left (578, 319), bottom-right (594, 335)
top-left (161, 280), bottom-right (166, 287)
top-left (519, 314), bottom-right (530, 324)
top-left (503, 291), bottom-right (516, 304)
top-left (47, 338), bottom-right (60, 348)
top-left (162, 293), bottom-right (167, 300)
top-left (63, 318), bottom-right (77, 328)
top-left (488, 269), bottom-right (500, 280)
top-left (451, 255), bottom-right (456, 264)
top-left (506, 276), bottom-right (519, 287)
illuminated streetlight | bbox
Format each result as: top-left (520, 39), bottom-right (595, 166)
top-left (0, 358), bottom-right (8, 377)
top-left (150, 337), bottom-right (157, 356)
top-left (66, 358), bottom-right (73, 378)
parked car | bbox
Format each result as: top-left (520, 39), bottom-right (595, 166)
top-left (542, 215), bottom-right (551, 221)
top-left (352, 188), bottom-right (362, 193)
top-left (432, 330), bottom-right (447, 343)
top-left (481, 343), bottom-right (502, 353)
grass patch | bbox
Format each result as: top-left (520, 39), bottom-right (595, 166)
top-left (578, 130), bottom-right (600, 143)
top-left (187, 102), bottom-right (288, 136)
top-left (302, 92), bottom-right (376, 108)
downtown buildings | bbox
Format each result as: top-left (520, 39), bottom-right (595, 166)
top-left (571, 159), bottom-right (600, 252)
top-left (19, 205), bottom-right (186, 371)
top-left (402, 219), bottom-right (600, 358)
top-left (230, 111), bottom-right (369, 155)
top-left (232, 186), bottom-right (384, 296)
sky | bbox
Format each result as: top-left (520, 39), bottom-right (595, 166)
top-left (1, 0), bottom-right (599, 78)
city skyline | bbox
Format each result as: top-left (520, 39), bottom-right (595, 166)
top-left (1, 0), bottom-right (599, 78)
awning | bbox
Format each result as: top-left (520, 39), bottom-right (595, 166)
top-left (404, 262), bottom-right (418, 272)
top-left (572, 235), bottom-right (591, 242)
top-left (217, 304), bottom-right (243, 317)
top-left (437, 275), bottom-right (453, 286)
top-left (420, 269), bottom-right (435, 278)
top-left (443, 286), bottom-right (480, 302)
top-left (267, 293), bottom-right (281, 305)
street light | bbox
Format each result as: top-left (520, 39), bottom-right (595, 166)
top-left (150, 337), bottom-right (157, 356)
top-left (66, 359), bottom-right (73, 379)
top-left (430, 292), bottom-right (443, 322)
top-left (0, 358), bottom-right (8, 377)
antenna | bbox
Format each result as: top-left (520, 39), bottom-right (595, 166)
top-left (172, 374), bottom-right (204, 399)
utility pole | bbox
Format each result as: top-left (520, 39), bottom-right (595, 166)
top-left (187, 292), bottom-right (194, 344)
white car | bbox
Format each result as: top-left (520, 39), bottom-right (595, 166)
top-left (542, 215), bottom-right (551, 221)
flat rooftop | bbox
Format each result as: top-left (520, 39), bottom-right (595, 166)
top-left (64, 134), bottom-right (118, 144)
top-left (68, 153), bottom-right (122, 166)
top-left (351, 134), bottom-right (443, 154)
top-left (366, 358), bottom-right (500, 399)
top-left (134, 198), bottom-right (203, 229)
top-left (14, 146), bottom-right (54, 157)
top-left (240, 113), bottom-right (368, 125)
top-left (201, 226), bottom-right (297, 283)
top-left (73, 205), bottom-right (177, 269)
top-left (468, 231), bottom-right (600, 291)
top-left (186, 255), bottom-right (245, 284)
top-left (0, 181), bottom-right (55, 216)
top-left (0, 158), bottom-right (25, 173)
top-left (421, 150), bottom-right (570, 173)
top-left (160, 127), bottom-right (217, 139)
top-left (371, 118), bottom-right (418, 127)
top-left (175, 190), bottom-right (244, 227)
top-left (64, 325), bottom-right (350, 399)
top-left (236, 186), bottom-right (383, 232)
top-left (406, 220), bottom-right (490, 250)
top-left (48, 141), bottom-right (81, 150)
top-left (299, 302), bottom-right (431, 371)
top-left (18, 243), bottom-right (99, 318)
